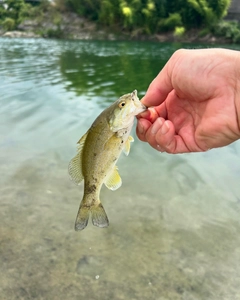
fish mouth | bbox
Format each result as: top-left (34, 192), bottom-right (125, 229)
top-left (131, 90), bottom-right (147, 112)
top-left (138, 101), bottom-right (147, 112)
top-left (134, 102), bottom-right (146, 116)
top-left (141, 102), bottom-right (146, 110)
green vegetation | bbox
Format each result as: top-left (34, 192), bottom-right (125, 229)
top-left (58, 0), bottom-right (240, 43)
top-left (61, 0), bottom-right (231, 32)
top-left (2, 17), bottom-right (15, 31)
top-left (0, 0), bottom-right (26, 21)
top-left (0, 0), bottom-right (64, 38)
top-left (212, 20), bottom-right (240, 43)
top-left (174, 26), bottom-right (186, 38)
top-left (0, 0), bottom-right (41, 29)
top-left (158, 13), bottom-right (183, 32)
top-left (0, 0), bottom-right (240, 43)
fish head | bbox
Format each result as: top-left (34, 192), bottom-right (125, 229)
top-left (109, 90), bottom-right (146, 132)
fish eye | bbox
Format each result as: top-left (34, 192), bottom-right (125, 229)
top-left (119, 102), bottom-right (125, 108)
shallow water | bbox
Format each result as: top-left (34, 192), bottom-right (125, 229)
top-left (1, 38), bottom-right (240, 300)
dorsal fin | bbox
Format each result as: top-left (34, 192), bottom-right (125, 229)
top-left (68, 131), bottom-right (88, 185)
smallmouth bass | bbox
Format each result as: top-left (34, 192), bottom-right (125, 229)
top-left (69, 90), bottom-right (146, 231)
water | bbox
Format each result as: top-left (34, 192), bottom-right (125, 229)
top-left (0, 38), bottom-right (240, 300)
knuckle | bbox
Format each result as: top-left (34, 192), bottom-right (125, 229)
top-left (164, 140), bottom-right (176, 154)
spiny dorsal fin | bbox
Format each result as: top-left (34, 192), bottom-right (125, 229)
top-left (123, 135), bottom-right (134, 156)
top-left (68, 131), bottom-right (88, 185)
top-left (104, 165), bottom-right (122, 191)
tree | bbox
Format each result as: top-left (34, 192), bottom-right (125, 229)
top-left (0, 0), bottom-right (26, 21)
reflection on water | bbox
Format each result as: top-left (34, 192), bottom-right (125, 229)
top-left (1, 38), bottom-right (240, 300)
top-left (59, 42), bottom-right (171, 101)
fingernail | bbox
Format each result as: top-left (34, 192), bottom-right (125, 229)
top-left (151, 118), bottom-right (163, 134)
top-left (161, 121), bottom-right (170, 134)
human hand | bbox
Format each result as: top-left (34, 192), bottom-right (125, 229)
top-left (137, 48), bottom-right (240, 153)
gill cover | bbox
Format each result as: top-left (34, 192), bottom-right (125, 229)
top-left (109, 90), bottom-right (145, 132)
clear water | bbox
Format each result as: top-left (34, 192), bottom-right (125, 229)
top-left (1, 38), bottom-right (240, 300)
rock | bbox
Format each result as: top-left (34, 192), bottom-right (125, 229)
top-left (108, 33), bottom-right (116, 41)
top-left (210, 36), bottom-right (217, 42)
top-left (17, 20), bottom-right (39, 31)
top-left (3, 31), bottom-right (40, 38)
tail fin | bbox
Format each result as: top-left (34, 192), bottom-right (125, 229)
top-left (75, 201), bottom-right (109, 231)
top-left (91, 202), bottom-right (109, 228)
top-left (75, 203), bottom-right (90, 231)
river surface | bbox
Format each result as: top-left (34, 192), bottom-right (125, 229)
top-left (0, 38), bottom-right (240, 300)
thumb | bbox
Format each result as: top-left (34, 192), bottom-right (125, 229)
top-left (141, 57), bottom-right (174, 108)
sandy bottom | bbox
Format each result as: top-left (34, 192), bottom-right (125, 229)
top-left (1, 146), bottom-right (240, 300)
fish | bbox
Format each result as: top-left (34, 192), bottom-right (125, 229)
top-left (68, 90), bottom-right (146, 231)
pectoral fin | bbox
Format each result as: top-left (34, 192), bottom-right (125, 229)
top-left (68, 131), bottom-right (88, 185)
top-left (123, 135), bottom-right (134, 156)
top-left (104, 166), bottom-right (122, 191)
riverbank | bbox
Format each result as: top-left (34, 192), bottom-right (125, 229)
top-left (0, 11), bottom-right (232, 44)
